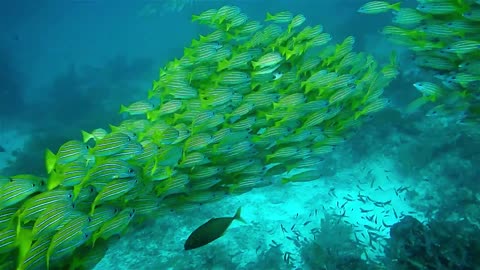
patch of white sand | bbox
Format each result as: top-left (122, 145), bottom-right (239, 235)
top-left (94, 152), bottom-right (432, 270)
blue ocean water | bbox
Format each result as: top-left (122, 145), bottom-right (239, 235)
top-left (0, 0), bottom-right (479, 269)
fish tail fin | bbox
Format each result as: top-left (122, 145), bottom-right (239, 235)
top-left (16, 228), bottom-right (33, 269)
top-left (217, 59), bottom-right (229, 72)
top-left (281, 177), bottom-right (290, 184)
top-left (45, 149), bottom-right (57, 174)
top-left (146, 110), bottom-right (156, 121)
top-left (119, 104), bottom-right (128, 114)
top-left (47, 172), bottom-right (61, 190)
top-left (109, 124), bottom-right (119, 132)
top-left (390, 2), bottom-right (401, 11)
top-left (90, 201), bottom-right (96, 216)
top-left (46, 248), bottom-right (51, 270)
top-left (265, 12), bottom-right (273, 21)
top-left (191, 39), bottom-right (201, 47)
top-left (16, 213), bottom-right (22, 235)
top-left (73, 184), bottom-right (83, 201)
top-left (147, 88), bottom-right (157, 99)
top-left (81, 130), bottom-right (93, 143)
top-left (191, 14), bottom-right (200, 22)
top-left (233, 207), bottom-right (246, 223)
top-left (92, 232), bottom-right (98, 248)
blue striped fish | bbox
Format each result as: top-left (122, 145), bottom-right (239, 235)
top-left (90, 178), bottom-right (138, 215)
top-left (45, 140), bottom-right (89, 173)
top-left (90, 132), bottom-right (132, 157)
top-left (93, 208), bottom-right (135, 245)
top-left (31, 202), bottom-right (76, 240)
top-left (47, 214), bottom-right (92, 269)
top-left (0, 175), bottom-right (46, 210)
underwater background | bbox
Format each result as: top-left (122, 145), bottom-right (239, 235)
top-left (0, 0), bottom-right (479, 269)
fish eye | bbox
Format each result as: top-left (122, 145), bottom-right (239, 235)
top-left (9, 178), bottom-right (13, 182)
top-left (88, 217), bottom-right (92, 222)
top-left (84, 233), bottom-right (89, 238)
top-left (32, 183), bottom-right (35, 187)
top-left (68, 193), bottom-right (73, 198)
top-left (128, 168), bottom-right (135, 173)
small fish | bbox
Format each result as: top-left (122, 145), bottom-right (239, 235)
top-left (251, 52), bottom-right (283, 69)
top-left (288, 14), bottom-right (306, 32)
top-left (416, 1), bottom-right (458, 15)
top-left (358, 1), bottom-right (401, 14)
top-left (32, 202), bottom-right (76, 240)
top-left (216, 6), bottom-right (241, 23)
top-left (184, 207), bottom-right (245, 250)
top-left (392, 8), bottom-right (426, 26)
top-left (215, 71), bottom-right (251, 85)
top-left (93, 208), bottom-right (135, 245)
top-left (445, 40), bottom-right (480, 54)
top-left (81, 128), bottom-right (108, 143)
top-left (120, 100), bottom-right (157, 115)
top-left (0, 175), bottom-right (46, 210)
top-left (463, 8), bottom-right (480, 21)
top-left (413, 81), bottom-right (443, 100)
top-left (46, 215), bottom-right (91, 268)
top-left (282, 170), bottom-right (323, 184)
top-left (16, 189), bottom-right (73, 229)
top-left (86, 206), bottom-right (119, 232)
top-left (191, 8), bottom-right (217, 24)
top-left (90, 177), bottom-right (138, 215)
top-left (91, 132), bottom-right (132, 157)
top-left (45, 140), bottom-right (89, 173)
top-left (265, 11), bottom-right (293, 24)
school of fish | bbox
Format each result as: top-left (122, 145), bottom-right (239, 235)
top-left (0, 6), bottom-right (396, 269)
top-left (359, 0), bottom-right (480, 137)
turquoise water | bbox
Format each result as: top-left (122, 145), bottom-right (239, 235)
top-left (1, 0), bottom-right (479, 269)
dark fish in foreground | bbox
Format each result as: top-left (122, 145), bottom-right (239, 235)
top-left (184, 207), bottom-right (245, 250)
